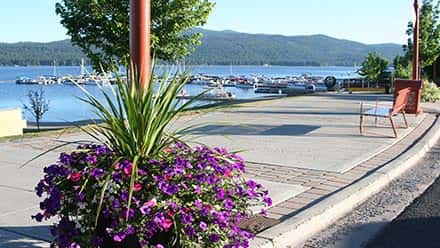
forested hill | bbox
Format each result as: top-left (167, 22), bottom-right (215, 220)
top-left (0, 40), bottom-right (86, 66)
top-left (186, 29), bottom-right (403, 66)
top-left (0, 29), bottom-right (403, 66)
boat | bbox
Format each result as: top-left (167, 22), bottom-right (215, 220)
top-left (16, 76), bottom-right (37, 84)
top-left (37, 75), bottom-right (60, 85)
top-left (177, 85), bottom-right (235, 100)
top-left (205, 86), bottom-right (235, 99)
top-left (284, 82), bottom-right (316, 94)
top-left (222, 79), bottom-right (236, 87)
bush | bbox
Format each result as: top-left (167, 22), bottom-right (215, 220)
top-left (421, 81), bottom-right (440, 102)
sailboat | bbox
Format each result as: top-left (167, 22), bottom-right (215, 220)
top-left (36, 60), bottom-right (60, 85)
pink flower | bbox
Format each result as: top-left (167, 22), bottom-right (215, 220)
top-left (195, 186), bottom-right (201, 195)
top-left (70, 172), bottom-right (81, 182)
top-left (145, 198), bottom-right (157, 208)
top-left (123, 164), bottom-right (132, 176)
top-left (224, 170), bottom-right (232, 178)
top-left (162, 218), bottom-right (173, 230)
top-left (133, 183), bottom-right (142, 192)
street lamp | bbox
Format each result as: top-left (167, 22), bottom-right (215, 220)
top-left (130, 0), bottom-right (151, 89)
top-left (413, 0), bottom-right (420, 80)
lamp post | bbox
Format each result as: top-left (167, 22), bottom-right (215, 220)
top-left (130, 0), bottom-right (151, 89)
top-left (412, 0), bottom-right (420, 80)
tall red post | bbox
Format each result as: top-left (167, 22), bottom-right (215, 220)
top-left (130, 0), bottom-right (151, 89)
top-left (412, 0), bottom-right (420, 80)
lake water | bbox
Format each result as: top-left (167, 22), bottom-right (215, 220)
top-left (0, 65), bottom-right (359, 122)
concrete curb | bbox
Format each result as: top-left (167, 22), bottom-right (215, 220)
top-left (252, 114), bottom-right (440, 248)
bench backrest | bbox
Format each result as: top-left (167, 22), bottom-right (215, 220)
top-left (392, 88), bottom-right (410, 115)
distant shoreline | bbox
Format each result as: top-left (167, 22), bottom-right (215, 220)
top-left (0, 64), bottom-right (360, 68)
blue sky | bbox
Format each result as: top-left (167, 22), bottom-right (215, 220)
top-left (1, 0), bottom-right (414, 44)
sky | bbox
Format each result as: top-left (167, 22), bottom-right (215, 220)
top-left (0, 0), bottom-right (415, 44)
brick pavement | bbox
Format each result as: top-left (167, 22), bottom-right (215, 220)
top-left (245, 113), bottom-right (437, 223)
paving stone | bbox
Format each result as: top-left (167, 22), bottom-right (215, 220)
top-left (277, 201), bottom-right (307, 210)
top-left (308, 188), bottom-right (332, 195)
top-left (268, 206), bottom-right (294, 216)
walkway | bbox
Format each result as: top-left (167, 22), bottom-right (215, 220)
top-left (0, 93), bottom-right (435, 247)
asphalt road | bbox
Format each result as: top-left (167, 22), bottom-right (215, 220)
top-left (366, 172), bottom-right (440, 248)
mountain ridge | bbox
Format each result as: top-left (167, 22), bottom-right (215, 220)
top-left (0, 29), bottom-right (403, 66)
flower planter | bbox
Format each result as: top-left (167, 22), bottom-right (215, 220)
top-left (33, 144), bottom-right (271, 247)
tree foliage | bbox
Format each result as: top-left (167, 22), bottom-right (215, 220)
top-left (404, 0), bottom-right (440, 72)
top-left (393, 55), bottom-right (412, 79)
top-left (55, 0), bottom-right (214, 70)
top-left (0, 40), bottom-right (86, 66)
top-left (358, 53), bottom-right (389, 82)
top-left (0, 30), bottom-right (403, 67)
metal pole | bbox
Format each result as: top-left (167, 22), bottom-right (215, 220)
top-left (130, 0), bottom-right (151, 89)
top-left (413, 0), bottom-right (420, 80)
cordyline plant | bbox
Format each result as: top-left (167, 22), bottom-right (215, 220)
top-left (32, 64), bottom-right (271, 248)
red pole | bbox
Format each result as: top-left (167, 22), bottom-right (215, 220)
top-left (130, 0), bottom-right (151, 89)
top-left (412, 0), bottom-right (420, 80)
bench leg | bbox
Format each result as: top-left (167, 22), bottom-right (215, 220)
top-left (402, 111), bottom-right (408, 128)
top-left (359, 102), bottom-right (364, 136)
top-left (389, 117), bottom-right (398, 138)
top-left (360, 114), bottom-right (364, 135)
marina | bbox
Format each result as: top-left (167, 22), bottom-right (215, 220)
top-left (0, 65), bottom-right (361, 122)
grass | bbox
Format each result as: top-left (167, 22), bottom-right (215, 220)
top-left (0, 126), bottom-right (88, 142)
top-left (349, 87), bottom-right (386, 93)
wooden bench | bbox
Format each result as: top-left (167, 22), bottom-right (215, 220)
top-left (359, 88), bottom-right (410, 138)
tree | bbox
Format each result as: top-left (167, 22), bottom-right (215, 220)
top-left (393, 55), bottom-right (412, 79)
top-left (55, 0), bottom-right (214, 70)
top-left (358, 53), bottom-right (389, 85)
top-left (404, 0), bottom-right (440, 79)
top-left (23, 89), bottom-right (49, 131)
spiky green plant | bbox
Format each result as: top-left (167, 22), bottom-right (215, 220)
top-left (75, 64), bottom-right (203, 220)
top-left (77, 65), bottom-right (196, 160)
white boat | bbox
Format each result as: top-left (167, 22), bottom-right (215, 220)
top-left (178, 85), bottom-right (235, 100)
top-left (16, 76), bottom-right (37, 84)
top-left (205, 86), bottom-right (235, 99)
top-left (37, 75), bottom-right (60, 85)
top-left (285, 83), bottom-right (315, 94)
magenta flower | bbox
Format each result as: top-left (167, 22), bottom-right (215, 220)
top-left (145, 199), bottom-right (157, 208)
top-left (133, 183), bottom-right (142, 192)
top-left (69, 172), bottom-right (81, 182)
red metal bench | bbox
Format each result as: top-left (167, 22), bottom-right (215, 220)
top-left (359, 88), bottom-right (411, 138)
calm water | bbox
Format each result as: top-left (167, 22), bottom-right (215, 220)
top-left (0, 65), bottom-right (359, 122)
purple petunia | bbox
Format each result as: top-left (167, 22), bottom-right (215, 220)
top-left (90, 168), bottom-right (104, 179)
top-left (181, 213), bottom-right (193, 225)
top-left (216, 188), bottom-right (226, 200)
top-left (59, 153), bottom-right (73, 166)
top-left (33, 142), bottom-right (272, 247)
top-left (224, 199), bottom-right (235, 210)
top-left (199, 221), bottom-right (207, 231)
top-left (209, 233), bottom-right (220, 243)
top-left (263, 196), bottom-right (273, 207)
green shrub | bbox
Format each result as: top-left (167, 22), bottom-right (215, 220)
top-left (422, 81), bottom-right (440, 102)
